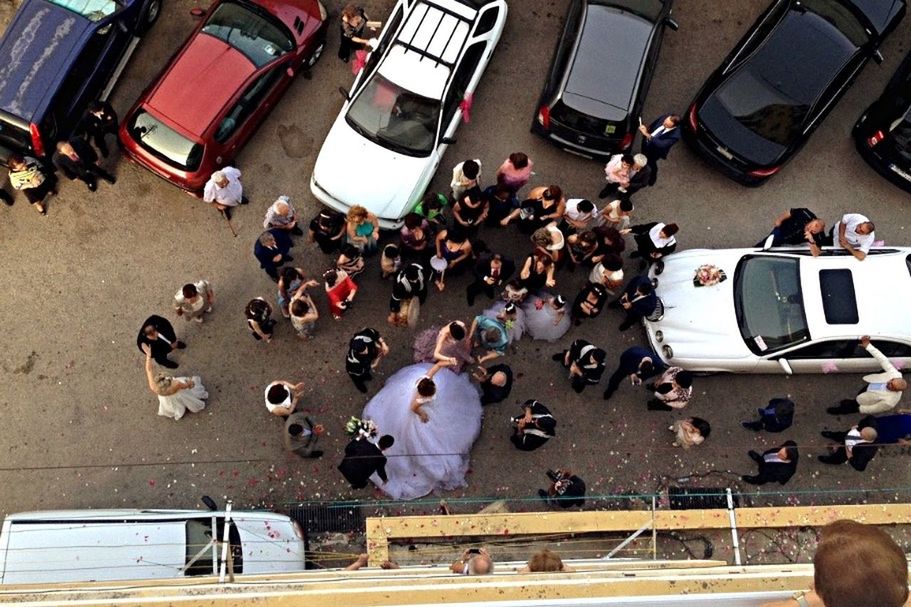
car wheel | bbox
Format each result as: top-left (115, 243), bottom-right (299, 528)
top-left (138, 0), bottom-right (162, 34)
top-left (306, 42), bottom-right (325, 68)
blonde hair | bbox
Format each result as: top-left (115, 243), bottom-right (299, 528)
top-left (154, 373), bottom-right (173, 391)
top-left (347, 205), bottom-right (369, 224)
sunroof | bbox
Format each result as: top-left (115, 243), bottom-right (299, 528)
top-left (819, 269), bottom-right (858, 324)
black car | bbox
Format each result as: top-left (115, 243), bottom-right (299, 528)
top-left (684, 0), bottom-right (905, 186)
top-left (853, 49), bottom-right (911, 193)
top-left (531, 0), bottom-right (677, 160)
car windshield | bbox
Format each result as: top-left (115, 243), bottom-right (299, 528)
top-left (734, 255), bottom-right (809, 354)
top-left (890, 112), bottom-right (911, 159)
top-left (0, 113), bottom-right (32, 153)
top-left (201, 1), bottom-right (293, 68)
top-left (128, 110), bottom-right (204, 171)
top-left (345, 73), bottom-right (440, 156)
top-left (594, 0), bottom-right (665, 21)
top-left (47, 0), bottom-right (121, 21)
top-left (800, 0), bottom-right (870, 47)
top-left (551, 101), bottom-right (615, 136)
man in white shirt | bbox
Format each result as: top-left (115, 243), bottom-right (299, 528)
top-left (832, 213), bottom-right (875, 261)
top-left (202, 166), bottom-right (247, 218)
top-left (828, 336), bottom-right (906, 415)
top-left (562, 198), bottom-right (601, 232)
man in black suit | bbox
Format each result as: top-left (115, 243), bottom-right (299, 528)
top-left (741, 440), bottom-right (798, 485)
top-left (474, 363), bottom-right (513, 405)
top-left (619, 154), bottom-right (652, 198)
top-left (137, 315), bottom-right (185, 369)
top-left (742, 398), bottom-right (795, 433)
top-left (81, 100), bottom-right (118, 158)
top-left (345, 328), bottom-right (389, 393)
top-left (510, 400), bottom-right (556, 451)
top-left (638, 113), bottom-right (681, 185)
top-left (466, 253), bottom-right (515, 306)
top-left (253, 229), bottom-right (293, 281)
top-left (610, 275), bottom-right (658, 331)
top-left (52, 136), bottom-right (116, 191)
top-left (818, 416), bottom-right (879, 471)
top-left (388, 263), bottom-right (428, 324)
top-left (603, 345), bottom-right (666, 400)
top-left (338, 435), bottom-right (394, 489)
top-left (553, 340), bottom-right (606, 393)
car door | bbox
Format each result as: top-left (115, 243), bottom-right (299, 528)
top-left (211, 61), bottom-right (289, 166)
top-left (769, 339), bottom-right (871, 373)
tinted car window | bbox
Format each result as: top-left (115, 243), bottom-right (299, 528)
top-left (784, 339), bottom-right (861, 359)
top-left (215, 66), bottom-right (284, 143)
top-left (596, 0), bottom-right (664, 21)
top-left (819, 269), bottom-right (859, 324)
top-left (442, 42), bottom-right (485, 128)
top-left (48, 0), bottom-right (121, 21)
top-left (551, 100), bottom-right (609, 133)
top-left (0, 114), bottom-right (32, 153)
top-left (890, 117), bottom-right (911, 157)
top-left (128, 110), bottom-right (203, 171)
top-left (346, 73), bottom-right (440, 156)
top-left (800, 0), bottom-right (869, 47)
top-left (735, 256), bottom-right (809, 354)
top-left (874, 341), bottom-right (911, 357)
top-left (202, 1), bottom-right (293, 68)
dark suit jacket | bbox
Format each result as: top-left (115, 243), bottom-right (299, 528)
top-left (625, 164), bottom-right (652, 195)
top-left (390, 264), bottom-right (428, 312)
top-left (81, 101), bottom-right (118, 136)
top-left (847, 443), bottom-right (878, 471)
top-left (53, 137), bottom-right (99, 180)
top-left (136, 315), bottom-right (177, 362)
top-left (480, 363), bottom-right (513, 405)
top-left (338, 438), bottom-right (388, 488)
top-left (472, 256), bottom-right (515, 286)
top-left (757, 398), bottom-right (794, 432)
top-left (254, 229), bottom-right (293, 278)
top-left (642, 114), bottom-right (681, 160)
top-left (753, 442), bottom-right (799, 484)
top-left (617, 346), bottom-right (665, 377)
top-left (622, 275), bottom-right (658, 318)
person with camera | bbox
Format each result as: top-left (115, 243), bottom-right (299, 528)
top-left (510, 399), bottom-right (556, 451)
top-left (538, 468), bottom-right (586, 509)
top-left (450, 547), bottom-right (494, 575)
top-left (552, 339), bottom-right (606, 394)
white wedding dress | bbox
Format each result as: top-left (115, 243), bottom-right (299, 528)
top-left (157, 377), bottom-right (208, 420)
top-left (362, 363), bottom-right (482, 500)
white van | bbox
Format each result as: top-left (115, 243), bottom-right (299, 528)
top-left (0, 505), bottom-right (307, 585)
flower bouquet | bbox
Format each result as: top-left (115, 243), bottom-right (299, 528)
top-left (345, 416), bottom-right (377, 440)
top-left (693, 264), bottom-right (727, 287)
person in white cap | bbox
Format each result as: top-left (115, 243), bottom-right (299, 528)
top-left (202, 166), bottom-right (246, 218)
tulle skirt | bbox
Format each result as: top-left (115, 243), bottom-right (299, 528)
top-left (522, 293), bottom-right (572, 341)
top-left (482, 301), bottom-right (526, 343)
top-left (157, 377), bottom-right (208, 420)
top-left (412, 327), bottom-right (473, 373)
top-left (363, 363), bottom-right (482, 500)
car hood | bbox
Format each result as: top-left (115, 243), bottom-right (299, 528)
top-left (646, 250), bottom-right (755, 366)
top-left (234, 516), bottom-right (305, 574)
top-left (313, 114), bottom-right (431, 222)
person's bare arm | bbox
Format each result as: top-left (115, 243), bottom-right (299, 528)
top-left (773, 210), bottom-right (792, 227)
top-left (142, 346), bottom-right (159, 394)
top-left (346, 554), bottom-right (369, 571)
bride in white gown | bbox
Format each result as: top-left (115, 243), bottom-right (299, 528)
top-left (142, 345), bottom-right (208, 421)
top-left (362, 361), bottom-right (482, 500)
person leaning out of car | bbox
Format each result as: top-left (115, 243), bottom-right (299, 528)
top-left (827, 336), bottom-right (906, 416)
top-left (830, 212), bottom-right (875, 261)
top-left (758, 208), bottom-right (825, 255)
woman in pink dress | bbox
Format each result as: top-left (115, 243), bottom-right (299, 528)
top-left (496, 152), bottom-right (533, 195)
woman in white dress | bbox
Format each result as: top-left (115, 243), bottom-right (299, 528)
top-left (522, 292), bottom-right (571, 341)
top-left (142, 345), bottom-right (207, 420)
top-left (482, 301), bottom-right (526, 343)
top-left (362, 361), bottom-right (482, 500)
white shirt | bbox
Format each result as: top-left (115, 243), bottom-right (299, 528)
top-left (763, 453), bottom-right (785, 464)
top-left (450, 159), bottom-right (481, 199)
top-left (836, 213), bottom-right (875, 253)
top-left (844, 428), bottom-right (865, 450)
top-left (564, 198), bottom-right (602, 226)
top-left (649, 223), bottom-right (676, 249)
top-left (203, 166), bottom-right (243, 206)
top-left (264, 382), bottom-right (292, 414)
top-left (650, 125), bottom-right (668, 138)
top-left (263, 195), bottom-right (297, 228)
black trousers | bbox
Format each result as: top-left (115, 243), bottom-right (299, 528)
top-left (466, 279), bottom-right (495, 305)
top-left (348, 370), bottom-right (372, 393)
top-left (817, 447), bottom-right (849, 465)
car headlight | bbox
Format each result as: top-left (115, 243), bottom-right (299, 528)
top-left (318, 1), bottom-right (327, 21)
top-left (662, 345), bottom-right (673, 359)
top-left (654, 330), bottom-right (664, 343)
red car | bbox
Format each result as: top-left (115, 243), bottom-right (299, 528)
top-left (119, 0), bottom-right (327, 192)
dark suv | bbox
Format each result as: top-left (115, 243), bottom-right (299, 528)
top-left (0, 0), bottom-right (161, 161)
top-left (531, 0), bottom-right (677, 160)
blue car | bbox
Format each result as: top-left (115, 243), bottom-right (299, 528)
top-left (0, 0), bottom-right (162, 160)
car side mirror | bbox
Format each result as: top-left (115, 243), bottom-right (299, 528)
top-left (778, 358), bottom-right (793, 375)
top-left (873, 50), bottom-right (884, 65)
top-left (338, 87), bottom-right (351, 101)
top-left (665, 17), bottom-right (679, 31)
top-left (201, 495), bottom-right (219, 511)
top-left (441, 136), bottom-right (457, 145)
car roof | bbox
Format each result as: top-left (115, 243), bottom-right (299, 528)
top-left (0, 0), bottom-right (93, 122)
top-left (800, 250), bottom-right (911, 340)
top-left (562, 4), bottom-right (653, 119)
top-left (379, 1), bottom-right (472, 98)
top-left (145, 33), bottom-right (258, 138)
top-left (846, 0), bottom-right (905, 36)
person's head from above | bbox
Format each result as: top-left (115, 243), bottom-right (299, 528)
top-left (446, 226), bottom-right (469, 245)
top-left (577, 230), bottom-right (597, 247)
top-left (527, 549), bottom-right (566, 572)
top-left (775, 399), bottom-right (795, 418)
top-left (619, 198), bottom-right (634, 213)
top-left (448, 321), bottom-right (466, 341)
top-left (7, 153), bottom-right (25, 171)
top-left (267, 383), bottom-right (290, 405)
top-left (777, 444), bottom-right (797, 462)
top-left (855, 221), bottom-right (875, 235)
top-left (688, 417), bottom-right (711, 439)
top-left (287, 423), bottom-right (308, 437)
top-left (466, 552), bottom-right (494, 575)
top-left (341, 243), bottom-right (361, 259)
top-left (859, 427), bottom-right (878, 442)
top-left (576, 199), bottom-right (594, 214)
top-left (88, 100), bottom-right (106, 116)
top-left (633, 153), bottom-right (648, 169)
top-left (509, 152), bottom-right (529, 169)
top-left (273, 199), bottom-right (291, 217)
top-left (888, 378), bottom-right (907, 392)
top-left (462, 159), bottom-right (480, 180)
top-left (531, 227), bottom-right (551, 248)
top-left (482, 326), bottom-right (502, 345)
top-left (245, 297), bottom-right (270, 320)
top-left (587, 283), bottom-right (607, 300)
top-left (490, 369), bottom-right (508, 386)
top-left (383, 245), bottom-right (400, 259)
top-left (542, 185), bottom-right (562, 202)
top-left (154, 373), bottom-right (172, 391)
top-left (806, 218), bottom-right (825, 234)
top-left (489, 253), bottom-right (503, 268)
top-left (404, 263), bottom-right (422, 281)
top-left (422, 192), bottom-right (443, 212)
top-left (492, 184), bottom-right (512, 200)
top-left (536, 255), bottom-right (554, 270)
top-left (259, 231), bottom-right (277, 248)
top-left (635, 281), bottom-right (654, 297)
top-left (598, 225), bottom-right (622, 244)
top-left (602, 253), bottom-right (623, 272)
top-left (639, 359), bottom-right (654, 376)
top-left (341, 3), bottom-right (362, 22)
top-left (347, 205), bottom-right (370, 225)
top-left (56, 140), bottom-right (76, 158)
top-left (661, 223), bottom-right (679, 238)
top-left (181, 283), bottom-right (199, 301)
top-left (323, 268), bottom-right (340, 287)
top-left (280, 266), bottom-right (301, 285)
top-left (553, 294), bottom-right (567, 310)
top-left (318, 208), bottom-right (341, 229)
top-left (404, 212), bottom-right (424, 230)
top-left (377, 434), bottom-right (395, 450)
top-left (417, 377), bottom-right (436, 397)
top-left (143, 324), bottom-right (159, 340)
top-left (620, 154), bottom-right (634, 169)
top-left (460, 188), bottom-right (481, 207)
top-left (586, 348), bottom-right (606, 366)
top-left (675, 370), bottom-right (693, 389)
top-left (813, 519), bottom-right (908, 607)
top-left (211, 170), bottom-right (229, 188)
top-left (290, 299), bottom-right (309, 317)
top-left (663, 114), bottom-right (681, 129)
top-left (503, 302), bottom-right (517, 316)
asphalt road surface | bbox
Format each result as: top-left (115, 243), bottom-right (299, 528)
top-left (0, 0), bottom-right (909, 519)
